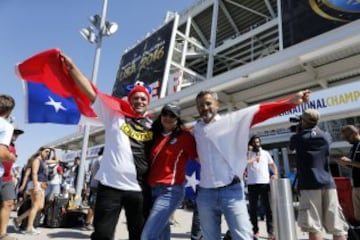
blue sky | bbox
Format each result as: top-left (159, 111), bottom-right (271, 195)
top-left (0, 0), bottom-right (195, 166)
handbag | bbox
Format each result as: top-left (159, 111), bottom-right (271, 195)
top-left (40, 182), bottom-right (48, 189)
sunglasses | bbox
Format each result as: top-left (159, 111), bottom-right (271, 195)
top-left (161, 111), bottom-right (177, 119)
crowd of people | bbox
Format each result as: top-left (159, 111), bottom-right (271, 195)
top-left (59, 52), bottom-right (311, 240)
top-left (0, 51), bottom-right (359, 240)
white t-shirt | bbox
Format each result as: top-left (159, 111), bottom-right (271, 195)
top-left (0, 117), bottom-right (13, 147)
top-left (92, 97), bottom-right (152, 191)
top-left (0, 119), bottom-right (13, 178)
top-left (48, 164), bottom-right (62, 185)
top-left (246, 149), bottom-right (274, 185)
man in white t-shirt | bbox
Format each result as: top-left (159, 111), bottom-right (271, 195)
top-left (246, 135), bottom-right (278, 240)
top-left (61, 55), bottom-right (153, 240)
top-left (0, 95), bottom-right (16, 164)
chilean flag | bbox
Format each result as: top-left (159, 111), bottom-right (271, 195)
top-left (16, 48), bottom-right (146, 124)
top-left (184, 159), bottom-right (200, 202)
top-left (24, 81), bottom-right (82, 124)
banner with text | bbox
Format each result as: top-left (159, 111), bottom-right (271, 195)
top-left (112, 19), bottom-right (175, 99)
top-left (254, 81), bottom-right (360, 128)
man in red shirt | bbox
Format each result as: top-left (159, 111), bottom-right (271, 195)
top-left (0, 126), bottom-right (24, 240)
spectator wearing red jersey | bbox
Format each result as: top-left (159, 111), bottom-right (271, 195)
top-left (141, 103), bottom-right (197, 240)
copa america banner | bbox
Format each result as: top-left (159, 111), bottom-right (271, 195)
top-left (254, 81), bottom-right (360, 129)
top-left (281, 0), bottom-right (360, 48)
top-left (112, 18), bottom-right (176, 99)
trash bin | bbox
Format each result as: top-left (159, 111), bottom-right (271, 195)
top-left (334, 177), bottom-right (355, 221)
top-left (270, 178), bottom-right (297, 240)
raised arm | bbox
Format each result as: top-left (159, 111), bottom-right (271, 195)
top-left (46, 147), bottom-right (60, 165)
top-left (60, 54), bottom-right (97, 103)
top-left (251, 90), bottom-right (311, 126)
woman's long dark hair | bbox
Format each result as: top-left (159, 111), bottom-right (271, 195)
top-left (26, 146), bottom-right (51, 169)
top-left (151, 115), bottom-right (185, 142)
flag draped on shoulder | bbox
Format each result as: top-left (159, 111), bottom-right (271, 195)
top-left (184, 159), bottom-right (200, 202)
top-left (16, 48), bottom-right (146, 124)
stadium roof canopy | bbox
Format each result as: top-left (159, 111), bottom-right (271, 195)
top-left (49, 0), bottom-right (360, 150)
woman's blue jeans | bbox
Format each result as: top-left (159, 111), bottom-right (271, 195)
top-left (141, 184), bottom-right (185, 240)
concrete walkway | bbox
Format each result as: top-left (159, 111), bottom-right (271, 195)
top-left (6, 208), bottom-right (333, 239)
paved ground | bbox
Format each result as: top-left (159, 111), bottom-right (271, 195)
top-left (6, 208), bottom-right (333, 240)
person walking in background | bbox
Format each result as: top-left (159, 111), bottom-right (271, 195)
top-left (70, 156), bottom-right (80, 192)
top-left (13, 146), bottom-right (53, 235)
top-left (141, 103), bottom-right (197, 240)
top-left (46, 156), bottom-right (63, 200)
top-left (290, 109), bottom-right (348, 240)
top-left (0, 95), bottom-right (17, 240)
top-left (82, 147), bottom-right (104, 231)
top-left (192, 89), bottom-right (310, 240)
top-left (246, 135), bottom-right (278, 240)
top-left (336, 125), bottom-right (360, 223)
top-left (60, 54), bottom-right (153, 240)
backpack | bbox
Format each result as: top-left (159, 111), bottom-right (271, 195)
top-left (62, 210), bottom-right (86, 228)
top-left (44, 197), bottom-right (69, 228)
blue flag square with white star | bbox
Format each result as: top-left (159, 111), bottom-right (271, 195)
top-left (25, 81), bottom-right (81, 124)
top-left (184, 159), bottom-right (200, 201)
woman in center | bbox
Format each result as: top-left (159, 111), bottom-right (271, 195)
top-left (141, 103), bottom-right (197, 240)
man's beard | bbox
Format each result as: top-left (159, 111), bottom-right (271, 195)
top-left (201, 112), bottom-right (216, 123)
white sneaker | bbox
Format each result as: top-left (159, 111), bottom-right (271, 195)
top-left (22, 228), bottom-right (40, 235)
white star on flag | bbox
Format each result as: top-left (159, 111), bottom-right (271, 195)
top-left (185, 171), bottom-right (200, 192)
top-left (45, 96), bottom-right (67, 112)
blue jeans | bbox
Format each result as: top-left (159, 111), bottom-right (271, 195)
top-left (141, 184), bottom-right (185, 240)
top-left (196, 182), bottom-right (253, 240)
top-left (191, 202), bottom-right (203, 240)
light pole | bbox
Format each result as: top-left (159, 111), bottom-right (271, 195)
top-left (75, 0), bottom-right (118, 206)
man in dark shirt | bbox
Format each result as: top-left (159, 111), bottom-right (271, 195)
top-left (336, 125), bottom-right (360, 222)
top-left (290, 109), bottom-right (347, 240)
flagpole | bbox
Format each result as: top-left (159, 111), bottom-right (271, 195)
top-left (75, 0), bottom-right (117, 206)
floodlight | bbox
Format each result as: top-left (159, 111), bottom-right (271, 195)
top-left (80, 26), bottom-right (97, 43)
top-left (103, 21), bottom-right (118, 36)
top-left (89, 14), bottom-right (101, 28)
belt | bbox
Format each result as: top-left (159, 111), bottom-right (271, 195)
top-left (218, 176), bottom-right (241, 189)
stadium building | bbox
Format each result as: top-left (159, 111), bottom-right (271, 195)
top-left (49, 0), bottom-right (360, 177)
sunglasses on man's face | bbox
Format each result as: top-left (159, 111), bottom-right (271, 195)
top-left (161, 111), bottom-right (177, 119)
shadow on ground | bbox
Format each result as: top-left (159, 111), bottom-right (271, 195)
top-left (47, 231), bottom-right (90, 239)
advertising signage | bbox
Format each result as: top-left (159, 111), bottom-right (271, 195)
top-left (112, 18), bottom-right (175, 99)
top-left (254, 81), bottom-right (360, 129)
top-left (281, 0), bottom-right (360, 48)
